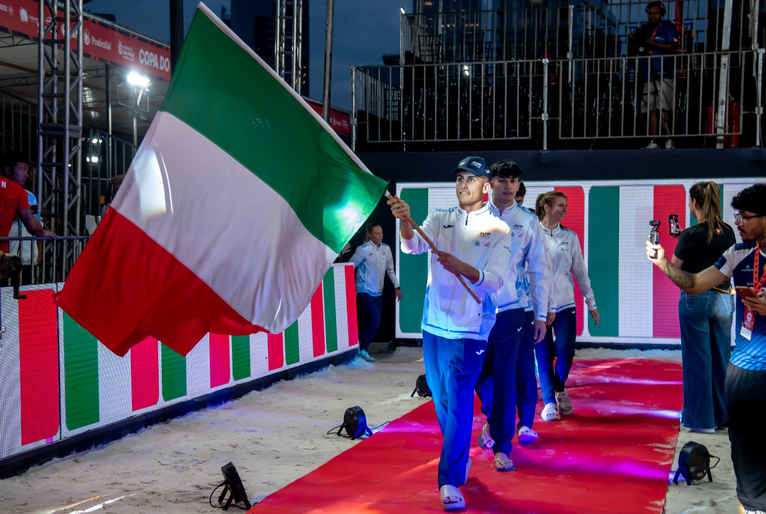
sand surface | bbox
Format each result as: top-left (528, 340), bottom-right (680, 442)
top-left (0, 346), bottom-right (745, 514)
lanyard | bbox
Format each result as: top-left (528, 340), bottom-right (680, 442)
top-left (755, 243), bottom-right (766, 292)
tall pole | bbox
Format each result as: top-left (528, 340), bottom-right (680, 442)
top-left (170, 0), bottom-right (184, 72)
top-left (321, 0), bottom-right (335, 122)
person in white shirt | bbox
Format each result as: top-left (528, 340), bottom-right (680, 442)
top-left (535, 191), bottom-right (600, 422)
top-left (387, 156), bottom-right (511, 512)
top-left (475, 160), bottom-right (550, 470)
top-left (350, 223), bottom-right (402, 362)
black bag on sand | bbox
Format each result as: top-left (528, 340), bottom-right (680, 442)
top-left (411, 374), bottom-right (431, 398)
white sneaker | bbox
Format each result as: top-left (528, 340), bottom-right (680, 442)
top-left (665, 139), bottom-right (675, 149)
top-left (556, 390), bottom-right (573, 416)
top-left (643, 140), bottom-right (660, 150)
top-left (359, 350), bottom-right (375, 362)
top-left (518, 426), bottom-right (538, 444)
top-left (542, 402), bottom-right (561, 422)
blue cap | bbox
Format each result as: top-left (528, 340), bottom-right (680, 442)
top-left (451, 156), bottom-right (490, 178)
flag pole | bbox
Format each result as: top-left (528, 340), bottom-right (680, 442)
top-left (386, 192), bottom-right (481, 304)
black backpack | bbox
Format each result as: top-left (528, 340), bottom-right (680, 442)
top-left (411, 374), bottom-right (432, 398)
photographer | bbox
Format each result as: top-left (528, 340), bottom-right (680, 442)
top-left (647, 183), bottom-right (766, 514)
top-left (671, 182), bottom-right (736, 433)
top-left (629, 1), bottom-right (679, 150)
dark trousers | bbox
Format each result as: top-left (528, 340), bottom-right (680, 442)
top-left (516, 310), bottom-right (538, 429)
top-left (475, 308), bottom-right (525, 456)
top-left (726, 363), bottom-right (766, 511)
top-left (356, 292), bottom-right (382, 351)
top-left (423, 331), bottom-right (487, 488)
top-left (535, 308), bottom-right (577, 405)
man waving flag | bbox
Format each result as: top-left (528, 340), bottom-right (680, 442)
top-left (55, 3), bottom-right (387, 357)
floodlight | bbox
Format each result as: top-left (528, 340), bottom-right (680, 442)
top-left (127, 71), bottom-right (150, 88)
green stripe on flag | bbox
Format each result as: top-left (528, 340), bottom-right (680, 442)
top-left (284, 321), bottom-right (300, 365)
top-left (399, 189), bottom-right (428, 334)
top-left (323, 268), bottom-right (338, 353)
top-left (231, 335), bottom-right (251, 381)
top-left (161, 10), bottom-right (387, 254)
top-left (588, 187), bottom-right (619, 337)
top-left (161, 344), bottom-right (187, 401)
top-left (63, 313), bottom-right (99, 430)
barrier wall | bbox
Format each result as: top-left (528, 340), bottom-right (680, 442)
top-left (395, 178), bottom-right (765, 344)
top-left (0, 263), bottom-right (358, 462)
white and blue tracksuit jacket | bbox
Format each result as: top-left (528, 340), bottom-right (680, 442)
top-left (540, 222), bottom-right (597, 313)
top-left (401, 204), bottom-right (512, 341)
top-left (351, 241), bottom-right (399, 296)
top-left (488, 201), bottom-right (551, 321)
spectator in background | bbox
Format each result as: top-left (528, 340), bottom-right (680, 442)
top-left (671, 181), bottom-right (736, 433)
top-left (629, 1), bottom-right (679, 150)
top-left (0, 153), bottom-right (56, 256)
top-left (350, 223), bottom-right (401, 362)
top-left (515, 181), bottom-right (527, 206)
top-left (647, 183), bottom-right (766, 514)
top-left (6, 155), bottom-right (44, 284)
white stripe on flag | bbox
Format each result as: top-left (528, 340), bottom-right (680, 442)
top-left (618, 185), bottom-right (653, 338)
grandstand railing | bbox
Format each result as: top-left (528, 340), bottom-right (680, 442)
top-left (357, 0), bottom-right (764, 150)
top-left (353, 49), bottom-right (762, 150)
top-left (0, 236), bottom-right (88, 286)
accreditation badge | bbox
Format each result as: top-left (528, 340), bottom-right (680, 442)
top-left (741, 307), bottom-right (755, 341)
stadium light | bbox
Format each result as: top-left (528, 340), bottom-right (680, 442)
top-left (127, 71), bottom-right (150, 89)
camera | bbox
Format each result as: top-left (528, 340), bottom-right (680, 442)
top-left (649, 220), bottom-right (661, 258)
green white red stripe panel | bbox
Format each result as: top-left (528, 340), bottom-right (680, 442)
top-left (395, 179), bottom-right (763, 344)
top-left (0, 286), bottom-right (61, 458)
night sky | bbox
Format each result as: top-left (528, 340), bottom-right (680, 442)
top-left (84, 0), bottom-right (401, 110)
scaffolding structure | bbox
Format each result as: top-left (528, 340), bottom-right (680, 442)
top-left (37, 0), bottom-right (83, 237)
top-left (275, 0), bottom-right (304, 92)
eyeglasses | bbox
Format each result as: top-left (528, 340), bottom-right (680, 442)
top-left (734, 212), bottom-right (763, 224)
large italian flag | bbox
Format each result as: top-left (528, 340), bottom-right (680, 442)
top-left (54, 5), bottom-right (386, 357)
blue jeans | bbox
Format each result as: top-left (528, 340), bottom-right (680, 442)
top-left (679, 289), bottom-right (734, 430)
top-left (356, 293), bottom-right (382, 351)
top-left (535, 308), bottom-right (577, 406)
top-left (423, 331), bottom-right (487, 488)
top-left (516, 310), bottom-right (538, 430)
top-left (475, 308), bottom-right (525, 456)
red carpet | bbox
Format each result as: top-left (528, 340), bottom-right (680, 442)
top-left (248, 358), bottom-right (683, 513)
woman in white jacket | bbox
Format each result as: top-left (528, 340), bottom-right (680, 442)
top-left (534, 191), bottom-right (600, 422)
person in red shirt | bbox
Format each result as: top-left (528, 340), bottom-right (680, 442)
top-left (0, 153), bottom-right (56, 253)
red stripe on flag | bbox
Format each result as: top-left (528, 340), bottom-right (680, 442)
top-left (54, 209), bottom-right (266, 357)
top-left (19, 289), bottom-right (59, 446)
top-left (131, 337), bottom-right (159, 411)
top-left (209, 334), bottom-right (231, 388)
top-left (268, 333), bottom-right (284, 371)
top-left (344, 265), bottom-right (359, 347)
top-left (653, 186), bottom-right (686, 338)
top-left (311, 286), bottom-right (326, 357)
top-left (556, 187), bottom-right (585, 335)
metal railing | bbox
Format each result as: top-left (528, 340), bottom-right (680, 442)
top-left (353, 48), bottom-right (760, 149)
top-left (357, 0), bottom-right (764, 150)
top-left (0, 236), bottom-right (88, 286)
